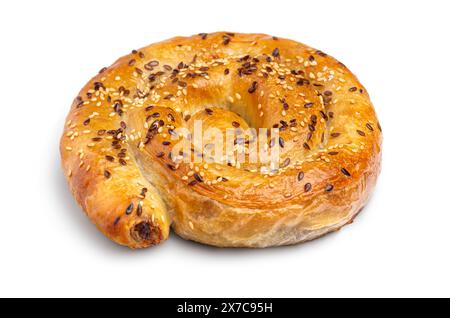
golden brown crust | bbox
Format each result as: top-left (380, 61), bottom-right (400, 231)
top-left (60, 32), bottom-right (382, 248)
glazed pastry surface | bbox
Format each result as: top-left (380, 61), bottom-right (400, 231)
top-left (60, 32), bottom-right (382, 248)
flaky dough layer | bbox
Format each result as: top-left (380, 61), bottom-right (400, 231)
top-left (60, 32), bottom-right (382, 248)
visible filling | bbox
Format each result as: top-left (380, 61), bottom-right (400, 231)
top-left (131, 221), bottom-right (162, 244)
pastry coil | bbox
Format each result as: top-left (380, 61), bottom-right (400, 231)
top-left (60, 32), bottom-right (382, 248)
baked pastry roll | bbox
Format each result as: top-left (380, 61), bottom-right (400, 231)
top-left (60, 32), bottom-right (382, 248)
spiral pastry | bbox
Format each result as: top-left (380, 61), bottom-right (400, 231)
top-left (60, 32), bottom-right (382, 248)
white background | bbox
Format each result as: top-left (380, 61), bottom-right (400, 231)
top-left (0, 0), bottom-right (449, 297)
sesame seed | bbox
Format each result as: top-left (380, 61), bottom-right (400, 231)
top-left (167, 164), bottom-right (176, 171)
top-left (194, 173), bottom-right (204, 183)
top-left (377, 122), bottom-right (382, 132)
top-left (356, 130), bottom-right (366, 136)
top-left (304, 183), bottom-right (312, 192)
top-left (281, 157), bottom-right (290, 168)
top-left (136, 203), bottom-right (143, 216)
top-left (248, 81), bottom-right (258, 94)
top-left (341, 168), bottom-right (351, 177)
top-left (222, 35), bottom-right (231, 45)
top-left (272, 48), bottom-right (280, 57)
top-left (125, 203), bottom-right (134, 215)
